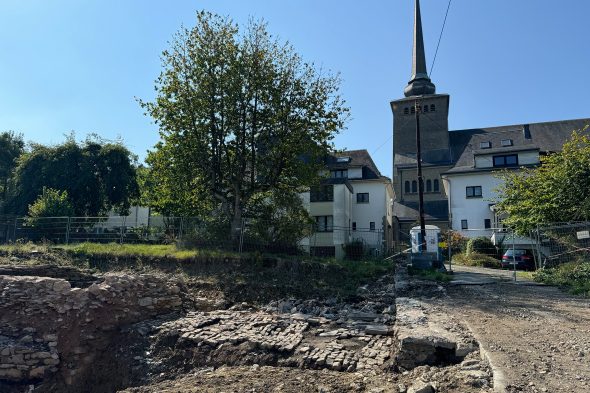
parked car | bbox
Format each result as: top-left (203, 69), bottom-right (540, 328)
top-left (501, 249), bottom-right (535, 270)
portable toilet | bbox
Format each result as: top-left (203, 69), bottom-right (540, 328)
top-left (410, 225), bottom-right (443, 268)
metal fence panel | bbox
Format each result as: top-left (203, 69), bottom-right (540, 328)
top-left (0, 215), bottom-right (392, 259)
top-left (536, 222), bottom-right (590, 268)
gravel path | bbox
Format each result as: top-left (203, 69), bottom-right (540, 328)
top-left (440, 265), bottom-right (590, 393)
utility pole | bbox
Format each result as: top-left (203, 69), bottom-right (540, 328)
top-left (415, 99), bottom-right (427, 252)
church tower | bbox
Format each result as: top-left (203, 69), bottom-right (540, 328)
top-left (391, 0), bottom-right (452, 235)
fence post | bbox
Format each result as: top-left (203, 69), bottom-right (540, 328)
top-left (120, 216), bottom-right (126, 244)
top-left (178, 217), bottom-right (185, 242)
top-left (448, 228), bottom-right (452, 272)
top-left (238, 218), bottom-right (245, 254)
top-left (511, 229), bottom-right (516, 282)
top-left (65, 217), bottom-right (71, 245)
top-left (13, 217), bottom-right (18, 243)
top-left (535, 224), bottom-right (542, 270)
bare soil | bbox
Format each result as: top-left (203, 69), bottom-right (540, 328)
top-left (437, 265), bottom-right (590, 392)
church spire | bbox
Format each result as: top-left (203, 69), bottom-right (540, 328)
top-left (404, 0), bottom-right (436, 97)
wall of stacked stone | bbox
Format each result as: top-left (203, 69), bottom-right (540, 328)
top-left (0, 264), bottom-right (99, 288)
top-left (0, 273), bottom-right (183, 388)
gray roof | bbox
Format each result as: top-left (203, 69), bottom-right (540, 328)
top-left (328, 149), bottom-right (383, 180)
top-left (393, 200), bottom-right (449, 222)
top-left (446, 118), bottom-right (590, 174)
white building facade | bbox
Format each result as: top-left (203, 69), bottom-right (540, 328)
top-left (302, 150), bottom-right (394, 259)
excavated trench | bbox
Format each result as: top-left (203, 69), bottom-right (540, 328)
top-left (0, 258), bottom-right (491, 393)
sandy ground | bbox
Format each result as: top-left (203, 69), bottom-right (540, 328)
top-left (437, 265), bottom-right (590, 393)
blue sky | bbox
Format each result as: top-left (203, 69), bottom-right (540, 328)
top-left (1, 0), bottom-right (589, 178)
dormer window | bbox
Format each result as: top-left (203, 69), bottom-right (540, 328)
top-left (404, 107), bottom-right (409, 115)
top-left (493, 154), bottom-right (518, 167)
top-left (411, 106), bottom-right (415, 114)
top-left (430, 104), bottom-right (436, 112)
top-left (423, 105), bottom-right (429, 113)
top-left (501, 139), bottom-right (513, 147)
top-left (331, 169), bottom-right (348, 178)
top-left (480, 141), bottom-right (491, 149)
top-left (336, 156), bottom-right (351, 163)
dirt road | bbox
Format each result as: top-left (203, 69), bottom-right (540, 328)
top-left (438, 265), bottom-right (590, 393)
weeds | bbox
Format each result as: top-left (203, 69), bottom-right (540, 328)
top-left (534, 261), bottom-right (590, 296)
top-left (452, 252), bottom-right (502, 269)
top-left (407, 266), bottom-right (452, 282)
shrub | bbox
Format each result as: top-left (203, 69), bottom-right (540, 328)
top-left (534, 261), bottom-right (590, 296)
top-left (344, 240), bottom-right (365, 260)
top-left (466, 236), bottom-right (496, 257)
top-left (441, 230), bottom-right (468, 254)
top-left (452, 252), bottom-right (501, 269)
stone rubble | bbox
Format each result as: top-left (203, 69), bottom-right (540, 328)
top-left (155, 308), bottom-right (396, 374)
top-left (0, 273), bottom-right (184, 388)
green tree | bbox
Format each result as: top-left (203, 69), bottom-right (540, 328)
top-left (28, 187), bottom-right (74, 218)
top-left (140, 12), bottom-right (348, 238)
top-left (495, 127), bottom-right (590, 233)
top-left (0, 131), bottom-right (25, 204)
top-left (10, 135), bottom-right (139, 216)
top-left (244, 189), bottom-right (314, 252)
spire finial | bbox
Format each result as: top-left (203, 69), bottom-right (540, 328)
top-left (404, 0), bottom-right (436, 97)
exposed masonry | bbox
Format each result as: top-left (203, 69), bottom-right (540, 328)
top-left (1, 263), bottom-right (494, 392)
top-left (158, 310), bottom-right (394, 373)
top-left (0, 273), bottom-right (183, 387)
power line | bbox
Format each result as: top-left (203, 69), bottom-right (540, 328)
top-left (430, 0), bottom-right (452, 77)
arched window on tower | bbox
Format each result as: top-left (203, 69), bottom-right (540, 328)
top-left (412, 180), bottom-right (417, 193)
top-left (411, 106), bottom-right (415, 114)
top-left (404, 181), bottom-right (410, 194)
top-left (433, 179), bottom-right (440, 192)
top-left (426, 179), bottom-right (432, 192)
top-left (404, 107), bottom-right (409, 115)
top-left (423, 105), bottom-right (429, 113)
top-left (430, 104), bottom-right (436, 112)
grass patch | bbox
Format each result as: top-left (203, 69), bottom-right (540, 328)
top-left (452, 252), bottom-right (502, 269)
top-left (57, 242), bottom-right (241, 259)
top-left (407, 266), bottom-right (452, 282)
top-left (516, 271), bottom-right (535, 280)
top-left (0, 241), bottom-right (395, 301)
top-left (534, 261), bottom-right (590, 296)
top-left (0, 241), bottom-right (50, 254)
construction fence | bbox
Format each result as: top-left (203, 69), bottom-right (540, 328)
top-left (0, 215), bottom-right (390, 259)
top-left (534, 222), bottom-right (590, 268)
top-left (437, 223), bottom-right (590, 270)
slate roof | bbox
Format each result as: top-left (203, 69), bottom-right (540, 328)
top-left (328, 149), bottom-right (383, 180)
top-left (446, 118), bottom-right (590, 174)
top-left (393, 200), bottom-right (449, 222)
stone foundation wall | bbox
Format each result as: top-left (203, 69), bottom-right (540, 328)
top-left (0, 272), bottom-right (183, 388)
